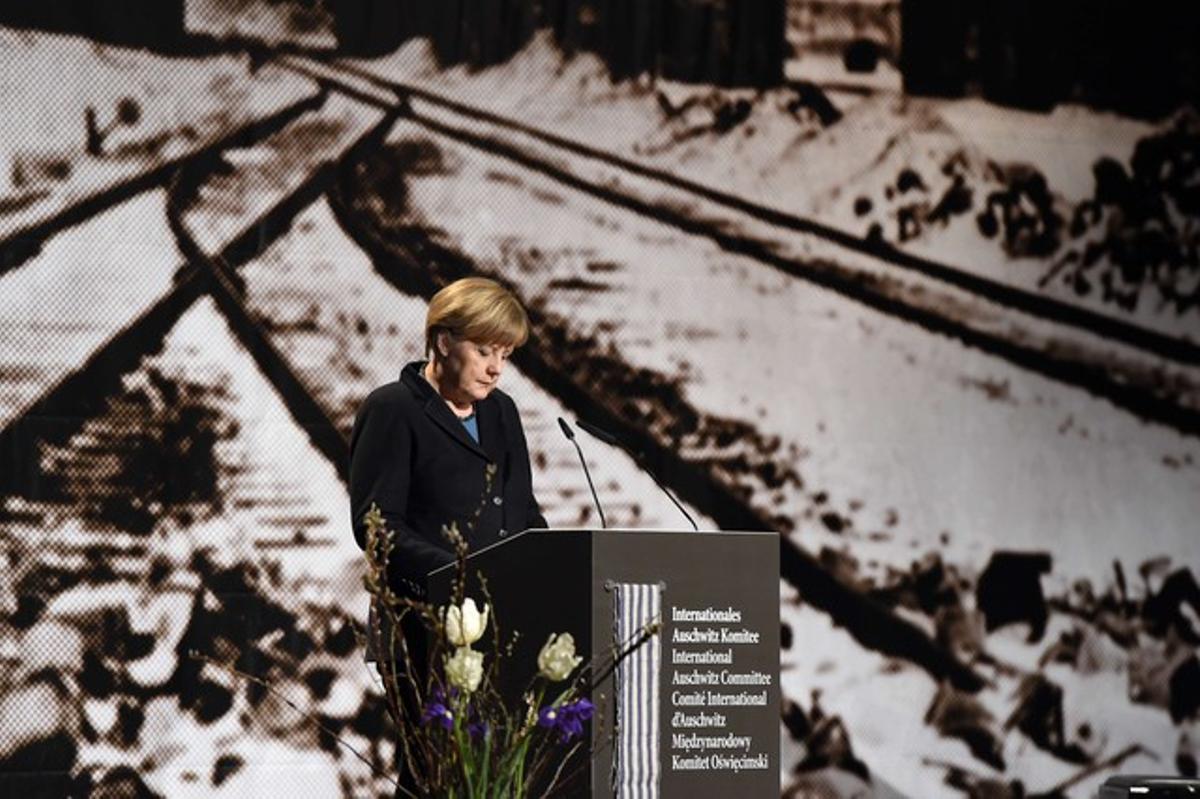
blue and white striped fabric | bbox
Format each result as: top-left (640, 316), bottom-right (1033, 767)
top-left (613, 582), bottom-right (662, 799)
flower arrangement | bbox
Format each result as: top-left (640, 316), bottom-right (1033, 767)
top-left (362, 502), bottom-right (658, 798)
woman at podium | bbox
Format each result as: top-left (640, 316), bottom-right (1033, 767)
top-left (348, 276), bottom-right (547, 794)
top-left (348, 276), bottom-right (548, 601)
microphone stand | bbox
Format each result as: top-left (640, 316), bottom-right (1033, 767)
top-left (576, 419), bottom-right (700, 532)
top-left (557, 417), bottom-right (607, 529)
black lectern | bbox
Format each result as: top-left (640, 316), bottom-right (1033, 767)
top-left (428, 529), bottom-right (780, 798)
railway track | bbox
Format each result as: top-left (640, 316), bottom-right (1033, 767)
top-left (330, 56), bottom-right (1200, 367)
top-left (11, 42), bottom-right (1191, 698)
top-left (0, 37), bottom-right (1190, 796)
top-left (276, 53), bottom-right (1200, 440)
top-left (325, 156), bottom-right (986, 691)
top-left (0, 90), bottom-right (325, 276)
top-left (0, 50), bottom-right (992, 696)
top-left (0, 95), bottom-right (391, 494)
top-left (27, 41), bottom-right (1199, 706)
top-left (7, 36), bottom-right (1192, 793)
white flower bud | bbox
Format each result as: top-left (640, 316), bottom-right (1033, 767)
top-left (537, 632), bottom-right (582, 682)
top-left (444, 598), bottom-right (489, 647)
top-left (445, 646), bottom-right (484, 693)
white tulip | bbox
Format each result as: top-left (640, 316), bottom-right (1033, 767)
top-left (537, 633), bottom-right (582, 682)
top-left (444, 597), bottom-right (489, 647)
top-left (445, 646), bottom-right (484, 693)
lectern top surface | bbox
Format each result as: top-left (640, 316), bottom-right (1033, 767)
top-left (1104, 775), bottom-right (1200, 786)
top-left (428, 527), bottom-right (777, 575)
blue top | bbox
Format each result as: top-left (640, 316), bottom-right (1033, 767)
top-left (461, 412), bottom-right (479, 443)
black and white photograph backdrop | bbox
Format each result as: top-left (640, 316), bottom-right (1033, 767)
top-left (0, 1), bottom-right (1198, 796)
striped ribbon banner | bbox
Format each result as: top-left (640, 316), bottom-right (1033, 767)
top-left (613, 582), bottom-right (663, 799)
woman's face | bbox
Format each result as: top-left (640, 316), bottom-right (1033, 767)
top-left (438, 333), bottom-right (513, 404)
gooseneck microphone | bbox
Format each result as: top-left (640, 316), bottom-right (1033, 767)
top-left (557, 417), bottom-right (608, 529)
top-left (575, 418), bottom-right (618, 446)
top-left (575, 419), bottom-right (700, 532)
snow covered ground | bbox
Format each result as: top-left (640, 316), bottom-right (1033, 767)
top-left (370, 116), bottom-right (1200, 588)
top-left (0, 297), bottom-right (380, 796)
top-left (237, 193), bottom-right (717, 531)
top-left (0, 27), bottom-right (313, 238)
top-left (1, 18), bottom-right (1198, 799)
top-left (335, 37), bottom-right (1199, 796)
top-left (350, 31), bottom-right (1198, 343)
top-left (0, 189), bottom-right (182, 428)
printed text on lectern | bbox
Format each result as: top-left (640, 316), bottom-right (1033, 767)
top-left (667, 605), bottom-right (772, 774)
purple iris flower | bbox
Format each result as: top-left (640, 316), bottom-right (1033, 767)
top-left (465, 702), bottom-right (489, 740)
top-left (537, 698), bottom-right (595, 742)
top-left (422, 698), bottom-right (454, 730)
top-left (422, 687), bottom-right (456, 730)
top-left (467, 718), bottom-right (489, 740)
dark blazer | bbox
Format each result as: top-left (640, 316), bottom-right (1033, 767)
top-left (349, 361), bottom-right (547, 598)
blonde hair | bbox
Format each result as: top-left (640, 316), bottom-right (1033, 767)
top-left (425, 277), bottom-right (530, 357)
